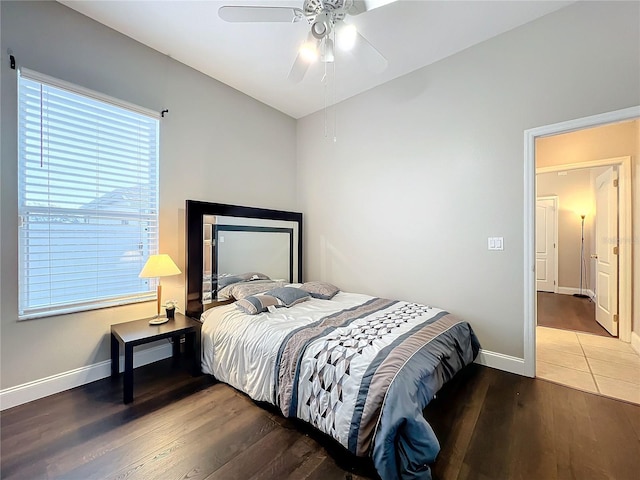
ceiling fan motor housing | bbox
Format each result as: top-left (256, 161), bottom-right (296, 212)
top-left (305, 0), bottom-right (350, 39)
top-left (311, 13), bottom-right (332, 38)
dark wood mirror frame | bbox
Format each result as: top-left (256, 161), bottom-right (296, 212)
top-left (185, 200), bottom-right (303, 319)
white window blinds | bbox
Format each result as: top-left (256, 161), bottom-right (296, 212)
top-left (18, 69), bottom-right (160, 319)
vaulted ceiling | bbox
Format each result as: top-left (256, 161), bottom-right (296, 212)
top-left (59, 0), bottom-right (574, 118)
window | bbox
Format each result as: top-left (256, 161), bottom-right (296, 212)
top-left (18, 69), bottom-right (159, 319)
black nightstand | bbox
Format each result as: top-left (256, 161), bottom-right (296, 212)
top-left (110, 312), bottom-right (201, 404)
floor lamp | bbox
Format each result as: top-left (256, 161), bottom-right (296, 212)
top-left (139, 254), bottom-right (181, 324)
top-left (573, 214), bottom-right (590, 299)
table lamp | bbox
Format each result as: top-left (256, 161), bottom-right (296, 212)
top-left (139, 254), bottom-right (181, 324)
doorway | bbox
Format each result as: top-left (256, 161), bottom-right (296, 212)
top-left (536, 163), bottom-right (623, 337)
top-left (532, 154), bottom-right (632, 342)
top-left (535, 158), bottom-right (637, 403)
top-left (524, 108), bottom-right (638, 374)
top-left (524, 108), bottom-right (640, 405)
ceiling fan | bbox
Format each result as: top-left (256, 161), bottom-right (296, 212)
top-left (219, 0), bottom-right (388, 82)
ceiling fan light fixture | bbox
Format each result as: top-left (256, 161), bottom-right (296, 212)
top-left (220, 0), bottom-right (388, 81)
top-left (299, 41), bottom-right (319, 62)
top-left (336, 22), bottom-right (357, 51)
top-left (321, 38), bottom-right (335, 63)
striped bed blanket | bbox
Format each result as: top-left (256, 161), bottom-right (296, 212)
top-left (274, 297), bottom-right (480, 479)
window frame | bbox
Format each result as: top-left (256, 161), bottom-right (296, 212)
top-left (17, 68), bottom-right (161, 320)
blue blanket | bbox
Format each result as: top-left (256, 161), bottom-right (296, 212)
top-left (274, 298), bottom-right (480, 479)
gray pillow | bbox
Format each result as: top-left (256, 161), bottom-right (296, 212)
top-left (218, 280), bottom-right (285, 300)
top-left (265, 286), bottom-right (310, 307)
top-left (236, 294), bottom-right (283, 315)
top-left (299, 281), bottom-right (340, 300)
top-left (217, 272), bottom-right (270, 290)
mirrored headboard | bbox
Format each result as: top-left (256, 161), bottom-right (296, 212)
top-left (185, 200), bottom-right (303, 318)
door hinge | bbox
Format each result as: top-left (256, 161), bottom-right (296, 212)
top-left (613, 179), bottom-right (618, 187)
top-left (553, 280), bottom-right (556, 285)
top-left (613, 314), bottom-right (619, 323)
top-left (613, 246), bottom-right (619, 255)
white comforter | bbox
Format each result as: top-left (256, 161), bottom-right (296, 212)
top-left (200, 291), bottom-right (372, 402)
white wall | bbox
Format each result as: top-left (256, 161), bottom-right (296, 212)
top-left (0, 1), bottom-right (297, 390)
top-left (296, 1), bottom-right (640, 358)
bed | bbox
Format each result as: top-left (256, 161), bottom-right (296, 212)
top-left (185, 201), bottom-right (480, 480)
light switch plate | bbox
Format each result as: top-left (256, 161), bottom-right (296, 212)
top-left (488, 237), bottom-right (504, 251)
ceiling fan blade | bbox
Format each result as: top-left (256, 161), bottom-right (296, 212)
top-left (351, 31), bottom-right (387, 73)
top-left (219, 6), bottom-right (303, 23)
top-left (348, 0), bottom-right (397, 16)
top-left (288, 51), bottom-right (311, 83)
top-left (348, 0), bottom-right (368, 15)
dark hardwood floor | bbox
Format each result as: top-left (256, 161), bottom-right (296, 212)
top-left (537, 291), bottom-right (611, 337)
top-left (2, 358), bottom-right (639, 480)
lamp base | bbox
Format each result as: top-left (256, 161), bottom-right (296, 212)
top-left (149, 317), bottom-right (169, 325)
top-left (573, 293), bottom-right (590, 299)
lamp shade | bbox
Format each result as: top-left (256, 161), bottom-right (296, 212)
top-left (139, 254), bottom-right (181, 278)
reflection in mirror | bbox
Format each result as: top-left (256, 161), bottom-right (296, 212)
top-left (202, 215), bottom-right (300, 304)
top-left (186, 201), bottom-right (303, 318)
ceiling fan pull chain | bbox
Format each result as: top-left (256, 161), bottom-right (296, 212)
top-left (323, 59), bottom-right (329, 138)
top-left (332, 53), bottom-right (337, 143)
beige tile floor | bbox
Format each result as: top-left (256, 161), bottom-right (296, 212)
top-left (536, 326), bottom-right (640, 405)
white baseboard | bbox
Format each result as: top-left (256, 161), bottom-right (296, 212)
top-left (556, 287), bottom-right (595, 300)
top-left (0, 342), bottom-right (172, 411)
top-left (474, 349), bottom-right (525, 376)
top-left (632, 331), bottom-right (640, 356)
top-left (0, 344), bottom-right (572, 410)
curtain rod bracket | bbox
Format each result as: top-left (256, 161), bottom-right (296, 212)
top-left (161, 109), bottom-right (168, 117)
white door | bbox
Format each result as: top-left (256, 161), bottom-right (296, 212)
top-left (536, 197), bottom-right (557, 292)
top-left (595, 167), bottom-right (619, 336)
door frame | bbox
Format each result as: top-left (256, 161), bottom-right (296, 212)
top-left (523, 105), bottom-right (639, 378)
top-left (535, 195), bottom-right (559, 294)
